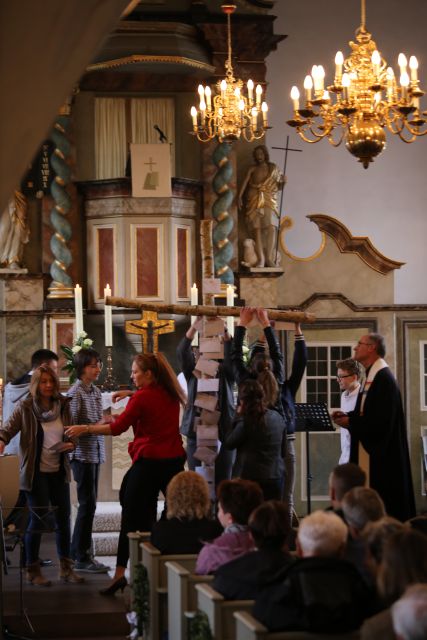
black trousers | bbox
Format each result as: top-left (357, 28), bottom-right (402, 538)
top-left (116, 456), bottom-right (185, 568)
top-left (70, 460), bottom-right (100, 562)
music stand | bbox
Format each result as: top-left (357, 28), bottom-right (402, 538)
top-left (295, 403), bottom-right (335, 515)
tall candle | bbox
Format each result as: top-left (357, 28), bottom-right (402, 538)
top-left (226, 284), bottom-right (234, 336)
top-left (191, 283), bottom-right (198, 346)
top-left (74, 284), bottom-right (83, 336)
top-left (104, 284), bottom-right (113, 347)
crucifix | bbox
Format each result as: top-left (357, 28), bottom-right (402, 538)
top-left (125, 310), bottom-right (175, 353)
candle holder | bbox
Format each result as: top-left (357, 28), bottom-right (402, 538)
top-left (102, 346), bottom-right (117, 391)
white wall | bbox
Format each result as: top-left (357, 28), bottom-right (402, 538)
top-left (266, 0), bottom-right (427, 303)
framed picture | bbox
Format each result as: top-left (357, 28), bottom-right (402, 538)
top-left (48, 316), bottom-right (75, 385)
top-left (131, 143), bottom-right (172, 198)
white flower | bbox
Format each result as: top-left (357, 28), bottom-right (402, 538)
top-left (78, 331), bottom-right (87, 339)
top-left (83, 338), bottom-right (93, 347)
top-left (72, 345), bottom-right (82, 354)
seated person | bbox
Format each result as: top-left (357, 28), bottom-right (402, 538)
top-left (195, 478), bottom-right (263, 575)
top-left (362, 516), bottom-right (405, 582)
top-left (253, 510), bottom-right (374, 633)
top-left (150, 471), bottom-right (222, 553)
top-left (327, 462), bottom-right (366, 519)
top-left (213, 500), bottom-right (295, 600)
top-left (391, 584), bottom-right (427, 640)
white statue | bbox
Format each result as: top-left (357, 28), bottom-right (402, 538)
top-left (0, 191), bottom-right (29, 269)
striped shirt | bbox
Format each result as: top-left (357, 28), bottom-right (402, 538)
top-left (67, 379), bottom-right (105, 464)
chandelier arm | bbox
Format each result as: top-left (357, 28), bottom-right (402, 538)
top-left (296, 129), bottom-right (327, 144)
top-left (402, 122), bottom-right (427, 138)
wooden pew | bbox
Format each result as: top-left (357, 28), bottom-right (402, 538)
top-left (234, 611), bottom-right (361, 640)
top-left (141, 541), bottom-right (198, 640)
top-left (195, 582), bottom-right (254, 640)
top-left (127, 531), bottom-right (150, 607)
top-left (166, 560), bottom-right (214, 640)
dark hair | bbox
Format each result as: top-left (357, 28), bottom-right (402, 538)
top-left (249, 500), bottom-right (291, 549)
top-left (217, 479), bottom-right (263, 525)
top-left (73, 348), bottom-right (101, 379)
top-left (31, 349), bottom-right (58, 368)
top-left (29, 365), bottom-right (61, 401)
top-left (330, 463), bottom-right (366, 501)
top-left (250, 353), bottom-right (278, 407)
top-left (368, 333), bottom-right (386, 358)
top-left (133, 352), bottom-right (186, 406)
top-left (336, 358), bottom-right (362, 379)
top-left (253, 144), bottom-right (270, 163)
top-left (378, 529), bottom-right (427, 605)
top-left (407, 515), bottom-right (427, 537)
top-left (362, 516), bottom-right (405, 566)
top-left (239, 379), bottom-right (267, 432)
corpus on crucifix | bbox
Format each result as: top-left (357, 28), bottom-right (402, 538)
top-left (125, 310), bottom-right (175, 353)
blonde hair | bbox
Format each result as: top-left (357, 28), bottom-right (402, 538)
top-left (29, 365), bottom-right (61, 401)
top-left (166, 471), bottom-right (211, 520)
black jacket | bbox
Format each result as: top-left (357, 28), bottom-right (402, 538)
top-left (253, 556), bottom-right (375, 633)
top-left (176, 336), bottom-right (235, 442)
top-left (281, 336), bottom-right (307, 435)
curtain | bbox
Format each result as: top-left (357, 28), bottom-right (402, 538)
top-left (131, 98), bottom-right (175, 174)
top-left (95, 97), bottom-right (127, 179)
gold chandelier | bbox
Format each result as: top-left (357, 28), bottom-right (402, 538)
top-left (190, 3), bottom-right (269, 143)
top-left (287, 0), bottom-right (426, 168)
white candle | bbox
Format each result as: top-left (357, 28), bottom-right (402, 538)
top-left (304, 75), bottom-right (313, 102)
top-left (74, 284), bottom-right (83, 337)
top-left (226, 285), bottom-right (234, 337)
top-left (409, 56), bottom-right (418, 82)
top-left (191, 283), bottom-right (198, 346)
top-left (104, 284), bottom-right (113, 347)
top-left (190, 106), bottom-right (197, 129)
top-left (290, 86), bottom-right (300, 111)
top-left (334, 51), bottom-right (344, 84)
top-left (247, 79), bottom-right (254, 103)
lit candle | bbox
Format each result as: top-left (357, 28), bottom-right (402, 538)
top-left (409, 56), bottom-right (418, 82)
top-left (198, 84), bottom-right (204, 106)
top-left (205, 85), bottom-right (212, 111)
top-left (226, 285), bottom-right (234, 337)
top-left (304, 75), bottom-right (313, 102)
top-left (342, 73), bottom-right (350, 101)
top-left (398, 53), bottom-right (408, 76)
top-left (371, 50), bottom-right (381, 81)
top-left (334, 51), bottom-right (344, 84)
top-left (400, 71), bottom-right (410, 100)
top-left (74, 284), bottom-right (83, 336)
top-left (247, 79), bottom-right (254, 103)
top-left (256, 84), bottom-right (262, 107)
top-left (220, 79), bottom-right (227, 101)
top-left (190, 106), bottom-right (197, 129)
top-left (261, 102), bottom-right (268, 127)
top-left (191, 283), bottom-right (198, 346)
top-left (104, 284), bottom-right (113, 347)
top-left (386, 67), bottom-right (395, 102)
top-left (251, 107), bottom-right (258, 129)
top-left (318, 65), bottom-right (325, 92)
top-left (312, 65), bottom-right (320, 93)
top-left (200, 100), bottom-right (206, 125)
top-left (290, 86), bottom-right (300, 111)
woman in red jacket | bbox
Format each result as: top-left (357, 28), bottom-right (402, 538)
top-left (66, 352), bottom-right (186, 594)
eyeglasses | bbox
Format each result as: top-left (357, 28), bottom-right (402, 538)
top-left (356, 341), bottom-right (373, 347)
top-left (336, 374), bottom-right (354, 379)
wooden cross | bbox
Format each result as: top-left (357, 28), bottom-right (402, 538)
top-left (144, 157), bottom-right (156, 172)
top-left (125, 310), bottom-right (175, 353)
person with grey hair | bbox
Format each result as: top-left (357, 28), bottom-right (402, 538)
top-left (253, 510), bottom-right (374, 633)
top-left (333, 333), bottom-right (415, 521)
top-left (342, 486), bottom-right (386, 536)
top-left (391, 584), bottom-right (427, 640)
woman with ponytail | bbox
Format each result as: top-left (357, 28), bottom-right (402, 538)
top-left (225, 379), bottom-right (286, 500)
top-left (66, 352), bottom-right (186, 595)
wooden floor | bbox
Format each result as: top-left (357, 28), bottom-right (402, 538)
top-left (1, 535), bottom-right (129, 640)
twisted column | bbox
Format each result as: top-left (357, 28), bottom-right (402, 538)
top-left (212, 142), bottom-right (234, 285)
top-left (47, 110), bottom-right (73, 298)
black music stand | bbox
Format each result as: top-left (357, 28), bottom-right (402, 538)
top-left (295, 403), bottom-right (335, 515)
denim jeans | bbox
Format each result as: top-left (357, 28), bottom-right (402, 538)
top-left (70, 460), bottom-right (100, 562)
top-left (24, 470), bottom-right (71, 565)
top-left (283, 435), bottom-right (296, 522)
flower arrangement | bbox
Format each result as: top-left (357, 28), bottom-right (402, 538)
top-left (61, 331), bottom-right (94, 384)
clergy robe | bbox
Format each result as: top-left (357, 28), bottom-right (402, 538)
top-left (348, 366), bottom-right (415, 521)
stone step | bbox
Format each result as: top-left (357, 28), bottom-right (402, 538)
top-left (93, 501), bottom-right (122, 532)
top-left (93, 531), bottom-right (119, 556)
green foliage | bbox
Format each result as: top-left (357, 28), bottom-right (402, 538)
top-left (133, 563), bottom-right (150, 636)
top-left (60, 331), bottom-right (94, 385)
top-left (187, 610), bottom-right (213, 640)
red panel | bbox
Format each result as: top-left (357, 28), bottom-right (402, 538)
top-left (136, 228), bottom-right (158, 297)
top-left (177, 228), bottom-right (188, 298)
top-left (54, 321), bottom-right (75, 373)
top-left (97, 228), bottom-right (115, 299)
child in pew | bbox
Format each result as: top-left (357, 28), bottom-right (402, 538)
top-left (195, 478), bottom-right (263, 575)
top-left (150, 471), bottom-right (222, 553)
top-left (213, 500), bottom-right (295, 600)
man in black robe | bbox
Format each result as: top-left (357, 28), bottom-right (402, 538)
top-left (333, 333), bottom-right (415, 522)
